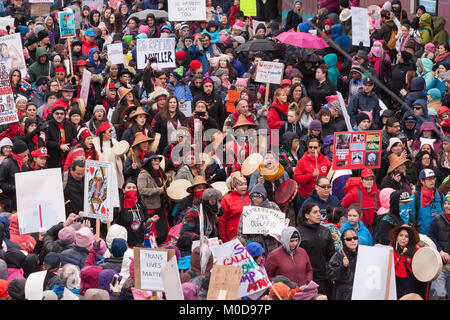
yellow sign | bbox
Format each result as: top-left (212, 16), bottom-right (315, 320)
top-left (240, 0), bottom-right (257, 16)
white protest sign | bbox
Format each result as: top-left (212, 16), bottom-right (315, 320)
top-left (16, 168), bottom-right (65, 234)
top-left (211, 239), bottom-right (271, 298)
top-left (351, 7), bottom-right (370, 47)
top-left (0, 17), bottom-right (14, 30)
top-left (0, 62), bottom-right (18, 125)
top-left (79, 69), bottom-right (91, 106)
top-left (107, 43), bottom-right (124, 65)
top-left (137, 248), bottom-right (169, 291)
top-left (179, 100), bottom-right (192, 117)
top-left (255, 61), bottom-right (284, 84)
top-left (62, 287), bottom-right (79, 300)
top-left (241, 206), bottom-right (285, 237)
top-left (161, 255), bottom-right (184, 300)
top-left (168, 0), bottom-right (206, 22)
top-left (25, 270), bottom-right (47, 300)
top-left (82, 0), bottom-right (103, 10)
top-left (351, 245), bottom-right (397, 300)
top-left (136, 38), bottom-right (176, 70)
top-left (0, 33), bottom-right (26, 77)
top-left (337, 91), bottom-right (353, 131)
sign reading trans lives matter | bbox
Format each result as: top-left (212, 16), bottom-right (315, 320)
top-left (136, 38), bottom-right (176, 70)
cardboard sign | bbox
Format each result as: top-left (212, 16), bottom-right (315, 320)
top-left (332, 130), bottom-right (382, 170)
top-left (107, 43), bottom-right (124, 65)
top-left (16, 168), bottom-right (66, 234)
top-left (179, 100), bottom-right (192, 118)
top-left (83, 160), bottom-right (114, 222)
top-left (206, 264), bottom-right (242, 300)
top-left (352, 245), bottom-right (396, 300)
top-left (255, 61), bottom-right (284, 84)
top-left (25, 270), bottom-right (47, 300)
top-left (79, 69), bottom-right (91, 106)
top-left (241, 206), bottom-right (285, 237)
top-left (240, 0), bottom-right (257, 16)
top-left (30, 3), bottom-right (50, 17)
top-left (226, 90), bottom-right (240, 113)
top-left (136, 38), bottom-right (176, 70)
top-left (0, 33), bottom-right (26, 77)
top-left (134, 247), bottom-right (175, 291)
top-left (211, 239), bottom-right (271, 298)
top-left (351, 7), bottom-right (370, 47)
top-left (59, 11), bottom-right (76, 39)
top-left (0, 62), bottom-right (18, 125)
top-left (168, 0), bottom-right (206, 22)
top-left (161, 256), bottom-right (184, 300)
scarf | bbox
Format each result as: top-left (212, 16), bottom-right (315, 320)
top-left (194, 190), bottom-right (204, 199)
top-left (11, 153), bottom-right (24, 171)
top-left (85, 148), bottom-right (95, 160)
top-left (369, 56), bottom-right (382, 76)
top-left (435, 51), bottom-right (450, 64)
top-left (58, 121), bottom-right (66, 144)
top-left (257, 162), bottom-right (285, 182)
top-left (124, 190), bottom-right (138, 209)
top-left (421, 188), bottom-right (434, 207)
top-left (139, 150), bottom-right (146, 161)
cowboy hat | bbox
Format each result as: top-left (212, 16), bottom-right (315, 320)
top-left (186, 176), bottom-right (211, 194)
top-left (389, 224), bottom-right (420, 245)
top-left (232, 114), bottom-right (257, 130)
top-left (129, 106), bottom-right (151, 122)
top-left (148, 86), bottom-right (169, 102)
top-left (131, 132), bottom-right (154, 148)
top-left (387, 154), bottom-right (409, 174)
top-left (141, 151), bottom-right (163, 168)
top-left (118, 86), bottom-right (134, 102)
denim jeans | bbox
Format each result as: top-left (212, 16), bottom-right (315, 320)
top-left (430, 270), bottom-right (450, 299)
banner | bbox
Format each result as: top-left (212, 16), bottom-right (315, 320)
top-left (82, 0), bottom-right (103, 10)
top-left (15, 168), bottom-right (66, 234)
top-left (83, 160), bottom-right (114, 222)
top-left (107, 43), bottom-right (124, 65)
top-left (211, 239), bottom-right (271, 298)
top-left (332, 130), bottom-right (382, 170)
top-left (0, 62), bottom-right (18, 125)
top-left (59, 11), bottom-right (76, 39)
top-left (134, 247), bottom-right (175, 291)
top-left (168, 0), bottom-right (206, 22)
top-left (79, 69), bottom-right (91, 106)
top-left (255, 61), bottom-right (284, 84)
top-left (352, 245), bottom-right (396, 300)
top-left (161, 256), bottom-right (184, 300)
top-left (241, 206), bottom-right (285, 237)
top-left (136, 38), bottom-right (176, 70)
top-left (0, 33), bottom-right (26, 77)
top-left (351, 7), bottom-right (370, 47)
top-left (206, 265), bottom-right (242, 300)
top-left (240, 0), bottom-right (257, 16)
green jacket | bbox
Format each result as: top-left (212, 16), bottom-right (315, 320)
top-left (432, 16), bottom-right (449, 47)
top-left (27, 47), bottom-right (55, 84)
top-left (419, 13), bottom-right (434, 47)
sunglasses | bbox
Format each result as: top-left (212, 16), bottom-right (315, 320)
top-left (413, 107), bottom-right (423, 110)
top-left (317, 184), bottom-right (331, 189)
top-left (344, 236), bottom-right (358, 241)
top-left (308, 146), bottom-right (319, 149)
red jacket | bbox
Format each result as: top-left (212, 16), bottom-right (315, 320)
top-left (391, 244), bottom-right (418, 278)
top-left (294, 152), bottom-right (332, 197)
top-left (218, 190), bottom-right (251, 242)
top-left (341, 181), bottom-right (381, 228)
top-left (267, 100), bottom-right (289, 129)
top-left (81, 36), bottom-right (99, 56)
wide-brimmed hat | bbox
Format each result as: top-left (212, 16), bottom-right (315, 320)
top-left (387, 154), bottom-right (409, 174)
top-left (118, 86), bottom-right (134, 101)
top-left (389, 224), bottom-right (420, 245)
top-left (61, 83), bottom-right (77, 92)
top-left (129, 106), bottom-right (151, 122)
top-left (148, 87), bottom-right (169, 102)
top-left (339, 8), bottom-right (352, 21)
top-left (232, 114), bottom-right (257, 129)
top-left (131, 132), bottom-right (154, 148)
top-left (142, 151), bottom-right (163, 168)
top-left (186, 176), bottom-right (211, 194)
top-left (119, 68), bottom-right (134, 79)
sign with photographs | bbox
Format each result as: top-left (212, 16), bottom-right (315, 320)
top-left (332, 131), bottom-right (383, 170)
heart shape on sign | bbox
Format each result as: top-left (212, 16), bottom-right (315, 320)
top-left (101, 205), bottom-right (106, 214)
top-left (89, 167), bottom-right (95, 176)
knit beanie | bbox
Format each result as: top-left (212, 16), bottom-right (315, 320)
top-left (75, 227), bottom-right (94, 248)
top-left (58, 226), bottom-right (76, 245)
top-left (110, 238), bottom-right (127, 258)
top-left (309, 119), bottom-right (322, 131)
top-left (190, 60), bottom-right (202, 71)
top-left (106, 224), bottom-right (127, 249)
top-left (235, 77), bottom-right (247, 88)
top-left (356, 112), bottom-right (371, 126)
top-left (12, 139), bottom-right (28, 154)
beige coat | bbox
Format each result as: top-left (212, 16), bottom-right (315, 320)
top-left (93, 137), bottom-right (125, 189)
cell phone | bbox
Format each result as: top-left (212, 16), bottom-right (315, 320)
top-left (194, 111), bottom-right (206, 118)
top-left (75, 216), bottom-right (84, 223)
top-left (111, 274), bottom-right (119, 287)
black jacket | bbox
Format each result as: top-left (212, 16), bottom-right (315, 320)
top-left (0, 156), bottom-right (30, 210)
top-left (64, 173), bottom-right (84, 217)
top-left (307, 79), bottom-right (337, 113)
top-left (285, 10), bottom-right (303, 31)
top-left (390, 61), bottom-right (416, 97)
top-left (326, 246), bottom-right (358, 300)
top-left (117, 201), bottom-right (149, 247)
top-left (193, 79), bottom-right (226, 128)
top-left (152, 111), bottom-right (187, 154)
top-left (44, 119), bottom-right (78, 169)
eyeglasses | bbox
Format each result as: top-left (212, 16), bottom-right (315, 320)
top-left (121, 74), bottom-right (131, 78)
top-left (413, 107), bottom-right (423, 110)
top-left (54, 112), bottom-right (65, 116)
top-left (363, 177), bottom-right (374, 181)
top-left (317, 184), bottom-right (331, 189)
top-left (344, 236), bottom-right (358, 241)
top-left (308, 146), bottom-right (319, 149)
top-left (106, 129), bottom-right (113, 133)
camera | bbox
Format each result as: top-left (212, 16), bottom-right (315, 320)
top-left (194, 111), bottom-right (206, 119)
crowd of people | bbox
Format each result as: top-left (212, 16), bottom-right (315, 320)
top-left (0, 0), bottom-right (449, 301)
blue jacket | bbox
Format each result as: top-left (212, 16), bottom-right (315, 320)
top-left (168, 82), bottom-right (193, 102)
top-left (188, 44), bottom-right (216, 75)
top-left (410, 188), bottom-right (443, 234)
top-left (60, 245), bottom-right (90, 270)
top-left (299, 189), bottom-right (343, 222)
top-left (231, 59), bottom-right (245, 78)
top-left (340, 221), bottom-right (374, 246)
top-left (331, 24), bottom-right (350, 53)
top-left (347, 87), bottom-right (381, 129)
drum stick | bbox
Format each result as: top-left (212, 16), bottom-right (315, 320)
top-left (332, 233), bottom-right (347, 259)
top-left (107, 221), bottom-right (111, 230)
top-left (162, 174), bottom-right (172, 188)
top-left (394, 248), bottom-right (408, 268)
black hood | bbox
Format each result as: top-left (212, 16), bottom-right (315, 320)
top-left (389, 190), bottom-right (405, 218)
top-left (281, 131), bottom-right (300, 149)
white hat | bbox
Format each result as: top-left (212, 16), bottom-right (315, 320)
top-left (0, 137), bottom-right (13, 150)
top-left (339, 8), bottom-right (352, 22)
top-left (15, 95), bottom-right (27, 104)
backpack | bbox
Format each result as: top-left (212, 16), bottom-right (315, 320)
top-left (387, 29), bottom-right (398, 50)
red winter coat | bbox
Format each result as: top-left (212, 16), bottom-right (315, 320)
top-left (294, 152), bottom-right (332, 197)
top-left (391, 244), bottom-right (418, 278)
top-left (267, 100), bottom-right (289, 129)
top-left (341, 181), bottom-right (381, 228)
top-left (218, 190), bottom-right (251, 242)
top-left (81, 36), bottom-right (99, 56)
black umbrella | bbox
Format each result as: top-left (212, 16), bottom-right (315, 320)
top-left (235, 39), bottom-right (283, 52)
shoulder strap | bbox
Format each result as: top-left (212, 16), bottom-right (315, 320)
top-left (415, 190), bottom-right (420, 213)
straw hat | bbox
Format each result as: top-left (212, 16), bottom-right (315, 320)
top-left (131, 132), bottom-right (154, 148)
top-left (387, 154), bottom-right (409, 174)
top-left (232, 114), bottom-right (257, 130)
top-left (389, 224), bottom-right (420, 245)
top-left (399, 293), bottom-right (423, 300)
top-left (129, 106), bottom-right (151, 122)
top-left (186, 176), bottom-right (211, 193)
top-left (211, 181), bottom-right (230, 197)
top-left (148, 87), bottom-right (169, 102)
top-left (118, 86), bottom-right (134, 102)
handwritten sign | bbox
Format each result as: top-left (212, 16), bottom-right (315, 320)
top-left (241, 206), bottom-right (285, 237)
top-left (136, 38), bottom-right (176, 70)
top-left (351, 7), bottom-right (370, 47)
top-left (107, 43), bottom-right (124, 65)
top-left (134, 247), bottom-right (175, 291)
top-left (255, 61), bottom-right (284, 84)
top-left (58, 11), bottom-right (76, 39)
top-left (0, 63), bottom-right (18, 125)
top-left (211, 239), bottom-right (271, 298)
top-left (206, 265), bottom-right (242, 300)
top-left (168, 0), bottom-right (206, 22)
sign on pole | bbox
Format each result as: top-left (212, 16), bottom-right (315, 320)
top-left (332, 130), bottom-right (383, 170)
top-left (168, 0), bottom-right (206, 22)
top-left (136, 38), bottom-right (176, 70)
top-left (79, 69), bottom-right (91, 106)
top-left (352, 245), bottom-right (396, 300)
top-left (107, 43), bottom-right (124, 65)
top-left (240, 0), bottom-right (257, 16)
top-left (241, 206), bottom-right (285, 237)
top-left (255, 61), bottom-right (284, 84)
top-left (0, 33), bottom-right (27, 77)
top-left (351, 7), bottom-right (370, 47)
top-left (16, 168), bottom-right (66, 234)
top-left (161, 256), bottom-right (184, 300)
top-left (134, 247), bottom-right (175, 292)
top-left (59, 10), bottom-right (76, 39)
top-left (0, 63), bottom-right (18, 125)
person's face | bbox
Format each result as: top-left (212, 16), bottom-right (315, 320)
top-left (2, 145), bottom-right (12, 157)
top-left (125, 91), bottom-right (134, 102)
top-left (413, 104), bottom-right (424, 116)
top-left (32, 156), bottom-right (45, 167)
top-left (236, 100), bottom-right (248, 115)
top-left (13, 0), bottom-right (21, 6)
top-left (147, 17), bottom-right (154, 26)
top-left (343, 230), bottom-right (359, 251)
top-left (417, 8), bottom-right (424, 16)
top-left (135, 114), bottom-right (147, 127)
top-left (305, 205), bottom-right (321, 224)
top-left (321, 113), bottom-right (330, 124)
top-left (362, 83), bottom-right (374, 94)
top-left (315, 179), bottom-right (331, 199)
top-left (53, 110), bottom-right (66, 123)
top-left (396, 229), bottom-right (409, 248)
top-left (421, 153), bottom-right (431, 167)
top-left (444, 140), bottom-right (450, 152)
top-left (62, 91), bottom-right (73, 102)
top-left (121, 5), bottom-right (128, 14)
top-left (128, 20), bottom-right (137, 29)
top-left (391, 142), bottom-right (402, 155)
top-left (251, 195), bottom-right (263, 206)
top-left (289, 238), bottom-right (299, 251)
top-left (94, 109), bottom-right (104, 120)
top-left (295, 2), bottom-right (301, 10)
top-left (109, 14), bottom-right (115, 24)
top-left (16, 100), bottom-right (26, 111)
top-left (155, 74), bottom-right (167, 86)
top-left (107, 88), bottom-right (117, 99)
top-left (305, 101), bottom-right (313, 113)
top-left (156, 96), bottom-right (167, 107)
top-left (324, 24), bottom-right (331, 32)
top-left (26, 106), bottom-right (37, 119)
top-left (201, 36), bottom-right (211, 48)
top-left (445, 200), bottom-right (450, 214)
top-left (361, 176), bottom-right (374, 189)
top-left (39, 54), bottom-right (47, 63)
top-left (235, 183), bottom-right (247, 195)
top-left (168, 98), bottom-right (177, 113)
top-left (291, 138), bottom-right (299, 151)
top-left (85, 135), bottom-right (93, 148)
top-left (308, 141), bottom-right (320, 157)
top-left (73, 44), bottom-right (82, 53)
top-left (359, 119), bottom-right (371, 130)
top-left (388, 122), bottom-right (401, 135)
top-left (287, 111), bottom-right (297, 123)
top-left (438, 45), bottom-right (447, 55)
top-left (151, 158), bottom-right (160, 171)
top-left (277, 92), bottom-right (287, 103)
top-left (315, 68), bottom-right (326, 81)
top-left (421, 144), bottom-right (432, 153)
top-left (103, 128), bottom-right (113, 141)
top-left (221, 15), bottom-right (228, 24)
top-left (11, 71), bottom-right (20, 84)
top-left (401, 26), bottom-right (409, 37)
top-left (93, 13), bottom-right (100, 22)
top-left (71, 166), bottom-right (85, 181)
top-left (138, 141), bottom-right (149, 151)
top-left (203, 82), bottom-right (214, 95)
top-left (256, 28), bottom-right (265, 38)
top-left (27, 123), bottom-right (37, 133)
top-left (293, 86), bottom-right (302, 99)
top-left (347, 209), bottom-right (360, 226)
top-left (184, 38), bottom-right (193, 47)
top-left (405, 121), bottom-right (415, 130)
top-left (422, 175), bottom-right (436, 190)
top-left (124, 182), bottom-right (137, 192)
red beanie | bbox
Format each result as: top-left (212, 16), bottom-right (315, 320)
top-left (175, 50), bottom-right (187, 61)
top-left (96, 122), bottom-right (112, 136)
top-left (190, 60), bottom-right (202, 71)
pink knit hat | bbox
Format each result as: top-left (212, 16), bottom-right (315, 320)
top-left (370, 46), bottom-right (382, 58)
top-left (235, 77), bottom-right (248, 88)
top-left (233, 21), bottom-right (245, 31)
top-left (58, 226), bottom-right (76, 245)
top-left (138, 24), bottom-right (150, 35)
top-left (425, 43), bottom-right (436, 53)
top-left (75, 227), bottom-right (94, 248)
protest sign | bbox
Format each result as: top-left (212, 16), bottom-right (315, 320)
top-left (351, 7), bottom-right (370, 47)
top-left (83, 160), bottom-right (114, 222)
top-left (59, 10), bottom-right (76, 39)
top-left (255, 61), bottom-right (284, 84)
top-left (226, 90), bottom-right (240, 113)
top-left (419, 0), bottom-right (437, 14)
top-left (82, 0), bottom-right (103, 10)
top-left (62, 288), bottom-right (79, 300)
top-left (241, 206), bottom-right (285, 237)
top-left (168, 0), bottom-right (206, 22)
top-left (240, 0), bottom-right (257, 16)
top-left (16, 168), bottom-right (66, 234)
top-left (0, 17), bottom-right (14, 31)
top-left (332, 130), bottom-right (382, 170)
top-left (107, 43), bottom-right (124, 65)
top-left (134, 247), bottom-right (175, 291)
top-left (206, 265), bottom-right (242, 300)
top-left (179, 100), bottom-right (192, 117)
top-left (25, 270), bottom-right (47, 300)
top-left (211, 239), bottom-right (271, 298)
top-left (136, 38), bottom-right (176, 70)
top-left (352, 245), bottom-right (396, 300)
top-left (161, 256), bottom-right (184, 300)
top-left (30, 3), bottom-right (51, 17)
top-left (0, 33), bottom-right (27, 76)
top-left (0, 62), bottom-right (18, 125)
top-left (79, 69), bottom-right (91, 106)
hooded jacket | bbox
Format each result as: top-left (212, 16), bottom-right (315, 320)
top-left (401, 111), bottom-right (419, 141)
top-left (347, 87), bottom-right (381, 129)
top-left (193, 78), bottom-right (225, 128)
top-left (0, 155), bottom-right (31, 211)
top-left (27, 47), bottom-right (55, 84)
top-left (267, 99), bottom-right (289, 130)
top-left (340, 220), bottom-right (374, 246)
top-left (330, 24), bottom-right (350, 53)
top-left (390, 58), bottom-right (416, 97)
top-left (412, 121), bottom-right (443, 154)
top-left (432, 16), bottom-right (449, 47)
top-left (324, 53), bottom-right (340, 86)
top-left (377, 188), bottom-right (396, 216)
top-left (300, 189), bottom-right (343, 222)
top-left (265, 226), bottom-right (313, 286)
top-left (9, 213), bottom-right (35, 254)
top-left (417, 58), bottom-right (435, 90)
top-left (403, 77), bottom-right (427, 109)
top-left (87, 48), bottom-right (105, 74)
top-left (410, 186), bottom-right (443, 235)
top-left (81, 36), bottom-right (100, 56)
top-left (218, 190), bottom-right (251, 242)
top-left (294, 152), bottom-right (332, 197)
top-left (419, 13), bottom-right (434, 47)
